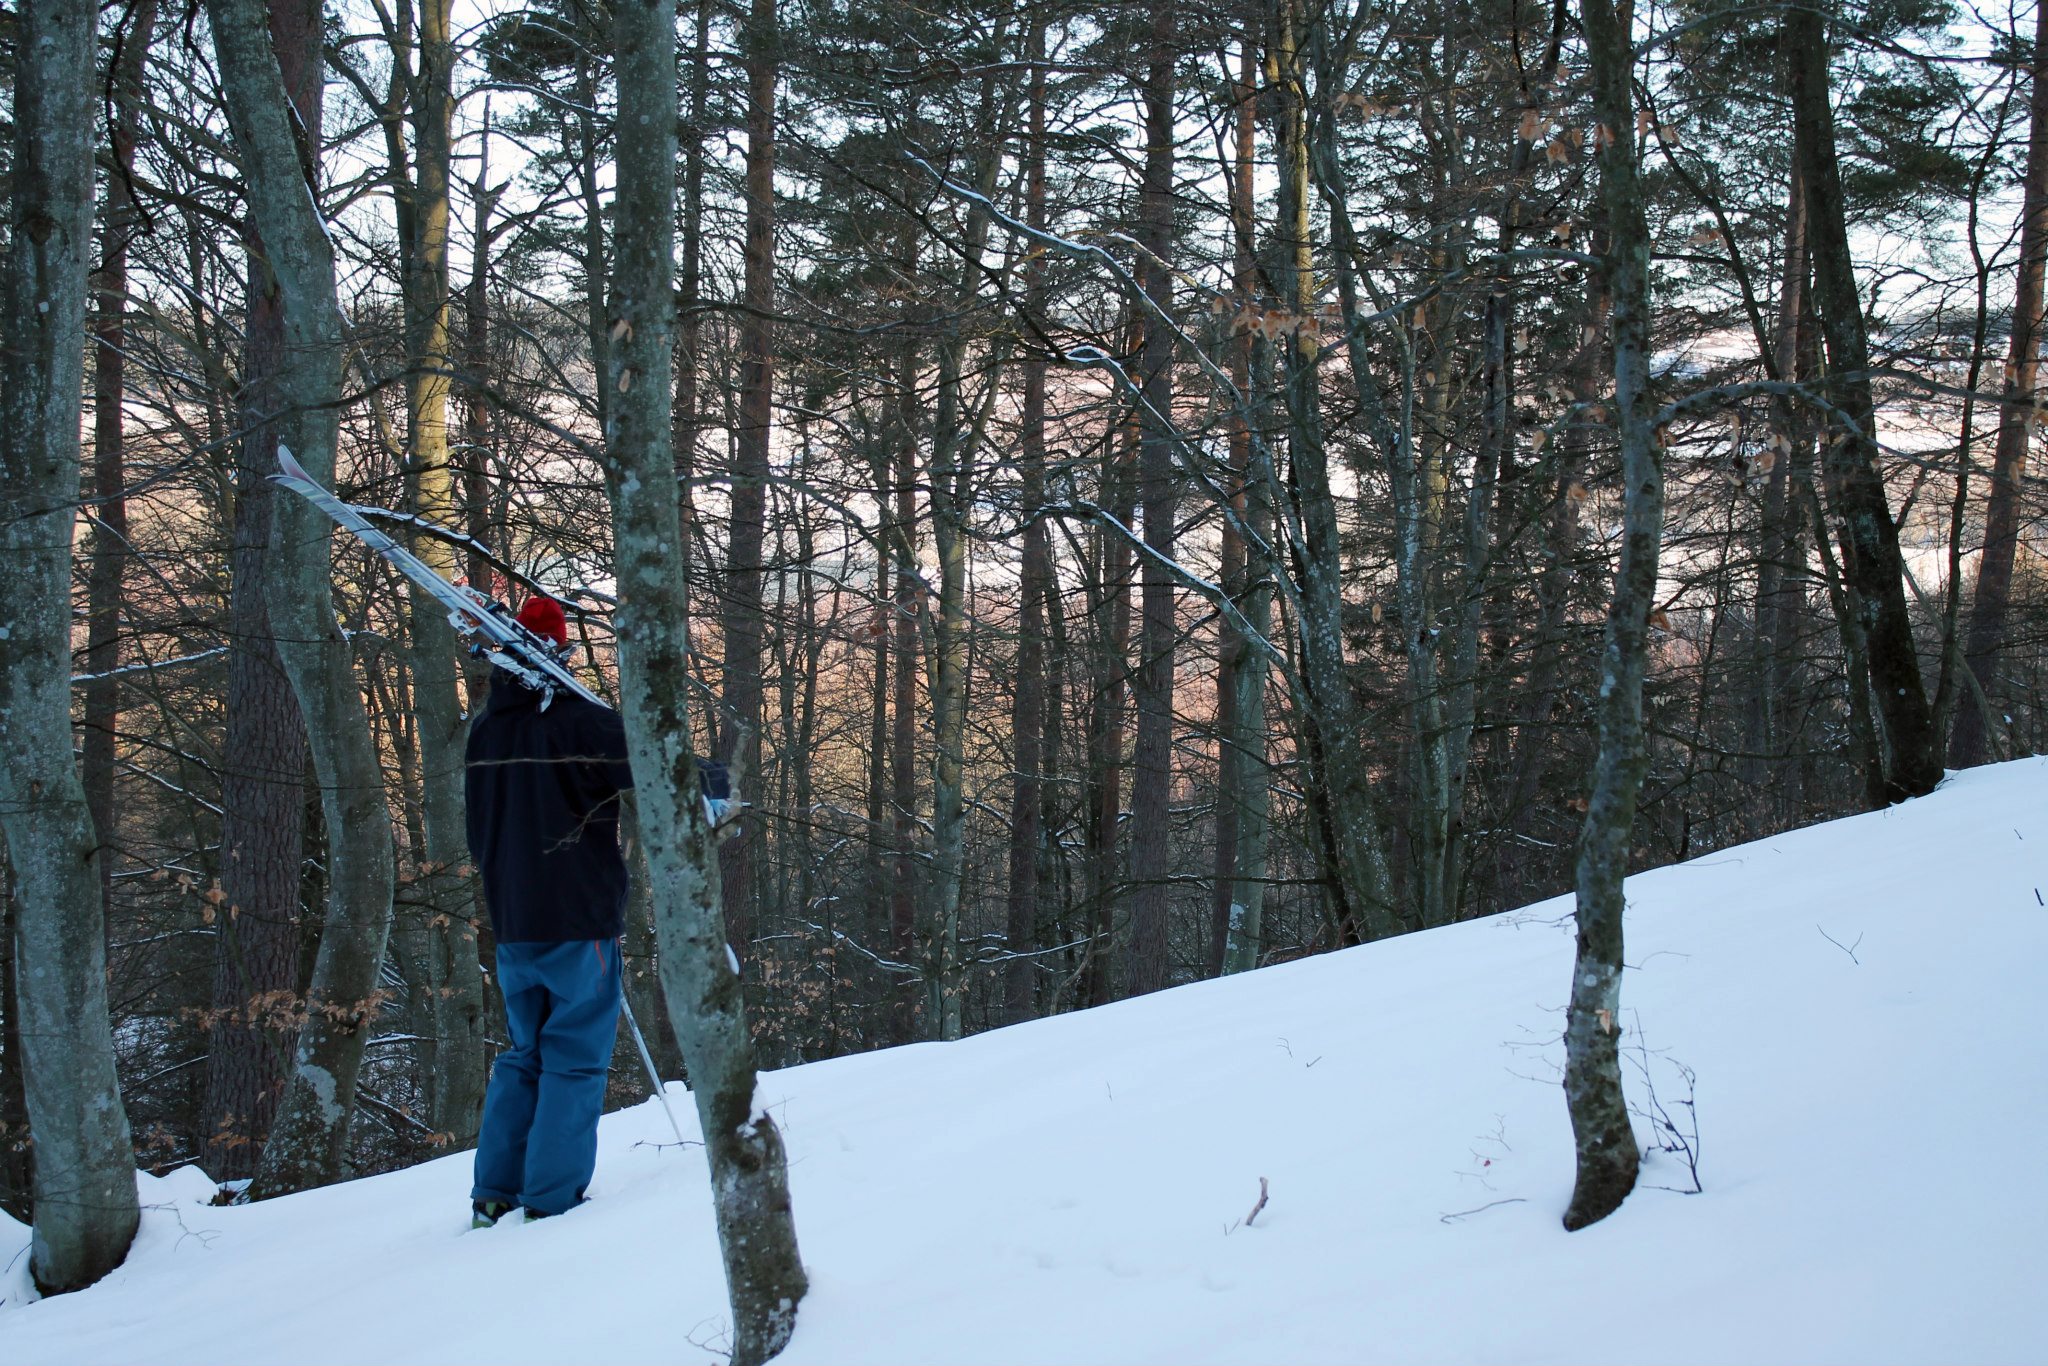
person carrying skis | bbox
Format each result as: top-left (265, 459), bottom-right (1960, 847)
top-left (465, 595), bottom-right (633, 1227)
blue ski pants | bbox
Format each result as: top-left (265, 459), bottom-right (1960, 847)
top-left (472, 938), bottom-right (621, 1216)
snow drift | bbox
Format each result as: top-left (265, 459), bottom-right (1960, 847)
top-left (5, 757), bottom-right (2045, 1365)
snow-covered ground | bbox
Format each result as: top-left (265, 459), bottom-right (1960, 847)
top-left (6, 758), bottom-right (2045, 1365)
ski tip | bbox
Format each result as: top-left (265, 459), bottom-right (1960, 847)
top-left (272, 443), bottom-right (311, 486)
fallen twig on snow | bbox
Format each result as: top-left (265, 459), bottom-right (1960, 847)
top-left (1245, 1176), bottom-right (1270, 1227)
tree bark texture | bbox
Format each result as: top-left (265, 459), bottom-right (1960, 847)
top-left (1787, 7), bottom-right (1942, 803)
top-left (888, 348), bottom-right (921, 1041)
top-left (1951, 0), bottom-right (2048, 768)
top-left (1126, 0), bottom-right (1179, 999)
top-left (719, 0), bottom-right (780, 965)
top-left (1, 866), bottom-right (33, 1225)
top-left (0, 0), bottom-right (143, 1291)
top-left (1563, 0), bottom-right (1654, 1233)
top-left (1001, 20), bottom-right (1051, 1025)
top-left (1215, 42), bottom-right (1273, 977)
top-left (402, 0), bottom-right (486, 1145)
top-left (1083, 420), bottom-right (1136, 1008)
top-left (208, 0), bottom-right (400, 1199)
top-left (201, 0), bottom-right (320, 1183)
top-left (604, 1), bottom-right (807, 1355)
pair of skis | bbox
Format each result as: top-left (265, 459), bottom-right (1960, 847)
top-left (273, 444), bottom-right (605, 711)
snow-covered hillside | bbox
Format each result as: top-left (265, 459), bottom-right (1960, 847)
top-left (6, 758), bottom-right (2045, 1366)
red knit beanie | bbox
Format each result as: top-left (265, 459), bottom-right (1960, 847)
top-left (516, 595), bottom-right (568, 646)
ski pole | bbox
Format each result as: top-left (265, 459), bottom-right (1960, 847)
top-left (619, 993), bottom-right (690, 1147)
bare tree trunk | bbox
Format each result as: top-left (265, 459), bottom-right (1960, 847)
top-left (888, 348), bottom-right (922, 1042)
top-left (1439, 4), bottom-right (1567, 925)
top-left (1002, 20), bottom-right (1052, 1025)
top-left (208, 0), bottom-right (400, 1199)
top-left (1215, 41), bottom-right (1273, 977)
top-left (1788, 6), bottom-right (1942, 802)
top-left (605, 2), bottom-right (806, 1352)
top-left (401, 0), bottom-right (485, 1146)
top-left (620, 803), bottom-right (685, 1082)
top-left (461, 112), bottom-right (501, 713)
top-left (0, 864), bottom-right (32, 1225)
top-left (1288, 9), bottom-right (1401, 945)
top-left (1562, 0), bottom-right (1654, 1233)
top-left (721, 0), bottom-right (779, 965)
top-left (1752, 142), bottom-right (1812, 820)
top-left (1083, 417), bottom-right (1137, 1007)
top-left (1952, 0), bottom-right (2048, 768)
top-left (675, 0), bottom-right (712, 642)
top-left (83, 0), bottom-right (158, 906)
top-left (926, 341), bottom-right (973, 1040)
top-left (867, 537), bottom-right (892, 988)
top-left (202, 333), bottom-right (309, 1177)
top-left (201, 0), bottom-right (320, 1183)
top-left (0, 0), bottom-right (142, 1289)
top-left (1126, 0), bottom-right (1180, 999)
top-left (925, 98), bottom-right (1009, 1037)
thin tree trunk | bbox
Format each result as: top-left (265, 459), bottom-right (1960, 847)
top-left (1289, 9), bottom-right (1401, 944)
top-left (1003, 20), bottom-right (1052, 1025)
top-left (924, 97), bottom-right (1009, 1037)
top-left (1952, 0), bottom-right (2048, 768)
top-left (720, 0), bottom-right (779, 965)
top-left (83, 0), bottom-right (158, 905)
top-left (208, 0), bottom-right (400, 1199)
top-left (0, 864), bottom-right (33, 1226)
top-left (888, 348), bottom-right (921, 1042)
top-left (402, 0), bottom-right (485, 1146)
top-left (1127, 0), bottom-right (1180, 999)
top-left (0, 0), bottom-right (142, 1288)
top-left (1215, 41), bottom-right (1273, 977)
top-left (1083, 416), bottom-right (1137, 1007)
top-left (1753, 141), bottom-right (1813, 819)
top-left (675, 0), bottom-right (712, 645)
top-left (604, 0), bottom-right (806, 1350)
top-left (1562, 0), bottom-right (1654, 1232)
top-left (1787, 6), bottom-right (1942, 802)
top-left (1439, 2), bottom-right (1567, 925)
top-left (462, 110), bottom-right (500, 708)
top-left (926, 339), bottom-right (972, 1040)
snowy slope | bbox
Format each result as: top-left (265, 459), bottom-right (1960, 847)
top-left (5, 758), bottom-right (2045, 1366)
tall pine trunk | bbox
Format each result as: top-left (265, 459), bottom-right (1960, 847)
top-left (208, 0), bottom-right (400, 1199)
top-left (887, 346), bottom-right (922, 1041)
top-left (0, 0), bottom-right (142, 1291)
top-left (605, 1), bottom-right (807, 1354)
top-left (1127, 0), bottom-right (1180, 998)
top-left (199, 0), bottom-right (316, 1184)
top-left (1003, 23), bottom-right (1052, 1023)
top-left (1787, 6), bottom-right (1941, 802)
top-left (721, 0), bottom-right (779, 964)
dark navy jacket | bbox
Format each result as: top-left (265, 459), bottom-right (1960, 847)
top-left (465, 670), bottom-right (635, 943)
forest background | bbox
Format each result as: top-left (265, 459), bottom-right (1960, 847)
top-left (0, 0), bottom-right (2043, 1297)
